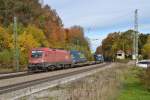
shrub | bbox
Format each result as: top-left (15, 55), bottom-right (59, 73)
top-left (140, 67), bottom-right (150, 91)
top-left (0, 49), bottom-right (13, 66)
top-left (115, 59), bottom-right (129, 63)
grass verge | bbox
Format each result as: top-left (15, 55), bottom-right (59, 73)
top-left (0, 66), bottom-right (27, 73)
top-left (117, 67), bottom-right (150, 100)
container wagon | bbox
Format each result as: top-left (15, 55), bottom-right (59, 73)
top-left (94, 54), bottom-right (104, 64)
top-left (70, 50), bottom-right (88, 66)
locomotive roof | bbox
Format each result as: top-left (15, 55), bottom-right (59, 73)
top-left (32, 48), bottom-right (67, 52)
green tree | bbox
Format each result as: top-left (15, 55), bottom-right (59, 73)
top-left (0, 49), bottom-right (13, 65)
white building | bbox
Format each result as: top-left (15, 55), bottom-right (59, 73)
top-left (116, 50), bottom-right (125, 59)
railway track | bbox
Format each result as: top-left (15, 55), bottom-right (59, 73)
top-left (0, 71), bottom-right (50, 80)
top-left (0, 72), bottom-right (28, 80)
top-left (0, 63), bottom-right (110, 95)
top-left (0, 61), bottom-right (95, 80)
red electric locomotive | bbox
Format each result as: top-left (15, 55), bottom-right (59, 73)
top-left (28, 48), bottom-right (72, 72)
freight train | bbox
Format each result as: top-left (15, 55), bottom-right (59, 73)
top-left (28, 48), bottom-right (103, 72)
top-left (94, 54), bottom-right (104, 63)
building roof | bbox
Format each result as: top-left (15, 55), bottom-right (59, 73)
top-left (117, 50), bottom-right (125, 54)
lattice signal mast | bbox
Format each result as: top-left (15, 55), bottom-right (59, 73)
top-left (133, 9), bottom-right (138, 63)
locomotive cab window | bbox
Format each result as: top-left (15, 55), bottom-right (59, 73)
top-left (31, 51), bottom-right (43, 58)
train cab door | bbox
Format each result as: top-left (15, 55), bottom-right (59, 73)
top-left (47, 50), bottom-right (56, 63)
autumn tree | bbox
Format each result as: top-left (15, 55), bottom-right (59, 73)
top-left (19, 32), bottom-right (39, 64)
top-left (24, 25), bottom-right (49, 47)
top-left (64, 26), bottom-right (91, 60)
top-left (98, 32), bottom-right (119, 61)
top-left (0, 0), bottom-right (92, 67)
top-left (0, 26), bottom-right (12, 51)
top-left (0, 26), bottom-right (13, 65)
top-left (142, 36), bottom-right (150, 58)
top-left (96, 30), bottom-right (149, 61)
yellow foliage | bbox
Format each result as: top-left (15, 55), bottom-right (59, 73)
top-left (24, 25), bottom-right (49, 47)
top-left (0, 26), bottom-right (12, 50)
top-left (142, 36), bottom-right (150, 58)
top-left (143, 44), bottom-right (150, 56)
top-left (19, 32), bottom-right (40, 52)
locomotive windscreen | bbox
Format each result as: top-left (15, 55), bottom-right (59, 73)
top-left (31, 50), bottom-right (43, 58)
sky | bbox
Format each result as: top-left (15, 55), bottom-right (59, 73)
top-left (43, 0), bottom-right (150, 52)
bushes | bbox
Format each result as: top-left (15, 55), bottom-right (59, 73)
top-left (115, 59), bottom-right (130, 63)
top-left (117, 67), bottom-right (150, 100)
top-left (140, 67), bottom-right (150, 91)
top-left (142, 36), bottom-right (150, 59)
top-left (0, 49), bottom-right (13, 66)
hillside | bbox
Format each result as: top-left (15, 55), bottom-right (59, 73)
top-left (0, 0), bottom-right (91, 69)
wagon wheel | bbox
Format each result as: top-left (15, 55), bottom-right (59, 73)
top-left (49, 65), bottom-right (55, 71)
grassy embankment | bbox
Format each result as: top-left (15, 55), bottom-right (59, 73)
top-left (117, 67), bottom-right (150, 100)
top-left (0, 67), bottom-right (14, 73)
top-left (0, 66), bottom-right (27, 73)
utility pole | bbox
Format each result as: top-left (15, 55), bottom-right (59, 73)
top-left (133, 9), bottom-right (138, 66)
top-left (13, 16), bottom-right (19, 72)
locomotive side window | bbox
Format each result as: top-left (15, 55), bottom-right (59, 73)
top-left (31, 51), bottom-right (43, 58)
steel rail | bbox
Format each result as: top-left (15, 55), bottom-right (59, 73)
top-left (0, 63), bottom-right (110, 94)
top-left (0, 61), bottom-right (96, 80)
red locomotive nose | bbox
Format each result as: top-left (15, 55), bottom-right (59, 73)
top-left (29, 58), bottom-right (43, 64)
top-left (29, 49), bottom-right (45, 64)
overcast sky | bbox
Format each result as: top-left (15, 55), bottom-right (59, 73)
top-left (44, 0), bottom-right (150, 52)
